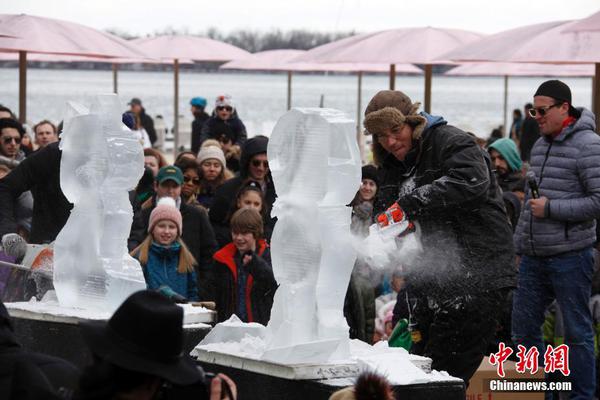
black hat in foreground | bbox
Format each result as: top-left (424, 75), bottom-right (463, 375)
top-left (79, 290), bottom-right (203, 385)
top-left (534, 80), bottom-right (578, 115)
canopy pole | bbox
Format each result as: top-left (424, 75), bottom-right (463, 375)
top-left (18, 51), bottom-right (27, 124)
top-left (112, 63), bottom-right (118, 94)
top-left (357, 71), bottom-right (364, 162)
top-left (594, 63), bottom-right (600, 127)
top-left (503, 75), bottom-right (509, 137)
top-left (389, 64), bottom-right (395, 90)
top-left (287, 71), bottom-right (292, 110)
top-left (424, 64), bottom-right (432, 114)
top-left (173, 58), bottom-right (179, 157)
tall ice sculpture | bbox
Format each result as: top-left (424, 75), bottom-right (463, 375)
top-left (263, 108), bottom-right (362, 363)
top-left (53, 94), bottom-right (146, 311)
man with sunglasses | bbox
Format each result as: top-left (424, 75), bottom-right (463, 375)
top-left (512, 80), bottom-right (599, 399)
top-left (0, 118), bottom-right (26, 168)
top-left (199, 95), bottom-right (247, 150)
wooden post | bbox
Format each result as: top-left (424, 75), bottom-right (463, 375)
top-left (424, 64), bottom-right (432, 114)
top-left (18, 51), bottom-right (26, 124)
top-left (173, 58), bottom-right (179, 157)
top-left (503, 75), bottom-right (509, 136)
top-left (287, 71), bottom-right (292, 110)
top-left (389, 64), bottom-right (396, 90)
top-left (594, 63), bottom-right (600, 128)
top-left (357, 71), bottom-right (364, 162)
top-left (112, 63), bottom-right (118, 94)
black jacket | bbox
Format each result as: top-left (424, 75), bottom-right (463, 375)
top-left (0, 142), bottom-right (72, 244)
top-left (128, 198), bottom-right (218, 294)
top-left (519, 116), bottom-right (540, 162)
top-left (139, 109), bottom-right (157, 145)
top-left (496, 169), bottom-right (525, 193)
top-left (191, 111), bottom-right (210, 155)
top-left (200, 115), bottom-right (247, 148)
top-left (373, 115), bottom-right (516, 295)
top-left (209, 241), bottom-right (277, 325)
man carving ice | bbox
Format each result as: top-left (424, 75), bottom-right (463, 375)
top-left (364, 90), bottom-right (516, 385)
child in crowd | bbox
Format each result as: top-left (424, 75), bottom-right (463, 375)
top-left (209, 208), bottom-right (277, 324)
top-left (131, 197), bottom-right (199, 301)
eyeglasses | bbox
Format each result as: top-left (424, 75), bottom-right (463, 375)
top-left (2, 136), bottom-right (21, 145)
top-left (528, 103), bottom-right (561, 118)
top-left (251, 159), bottom-right (269, 168)
top-left (183, 176), bottom-right (200, 185)
top-left (217, 106), bottom-right (232, 112)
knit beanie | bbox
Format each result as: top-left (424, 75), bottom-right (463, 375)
top-left (215, 95), bottom-right (234, 109)
top-left (488, 138), bottom-right (522, 173)
top-left (197, 146), bottom-right (226, 169)
top-left (361, 165), bottom-right (379, 186)
top-left (363, 90), bottom-right (427, 140)
top-left (148, 197), bottom-right (183, 236)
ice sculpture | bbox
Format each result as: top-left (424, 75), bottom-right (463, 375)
top-left (53, 94), bottom-right (146, 311)
top-left (263, 108), bottom-right (362, 363)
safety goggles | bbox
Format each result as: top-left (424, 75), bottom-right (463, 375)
top-left (528, 103), bottom-right (561, 118)
top-left (2, 136), bottom-right (21, 145)
top-left (251, 159), bottom-right (269, 168)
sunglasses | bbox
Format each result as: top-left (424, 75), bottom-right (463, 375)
top-left (528, 103), bottom-right (561, 118)
top-left (2, 136), bottom-right (21, 145)
top-left (251, 159), bottom-right (269, 168)
top-left (217, 106), bottom-right (233, 112)
top-left (183, 176), bottom-right (200, 185)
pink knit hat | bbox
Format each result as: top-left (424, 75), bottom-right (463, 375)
top-left (148, 197), bottom-right (182, 236)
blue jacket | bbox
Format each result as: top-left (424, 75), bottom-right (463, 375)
top-left (137, 242), bottom-right (199, 301)
top-left (514, 108), bottom-right (600, 256)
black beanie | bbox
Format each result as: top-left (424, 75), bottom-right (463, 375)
top-left (534, 80), bottom-right (572, 104)
top-left (361, 165), bottom-right (379, 186)
top-left (0, 118), bottom-right (25, 137)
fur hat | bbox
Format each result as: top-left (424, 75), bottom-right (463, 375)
top-left (364, 90), bottom-right (427, 140)
top-left (148, 197), bottom-right (182, 236)
top-left (197, 145), bottom-right (226, 169)
top-left (361, 164), bottom-right (379, 186)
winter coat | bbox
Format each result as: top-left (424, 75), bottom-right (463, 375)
top-left (373, 113), bottom-right (517, 295)
top-left (0, 142), bottom-right (71, 244)
top-left (519, 116), bottom-right (540, 162)
top-left (209, 136), bottom-right (277, 246)
top-left (128, 197), bottom-right (217, 299)
top-left (139, 108), bottom-right (157, 145)
top-left (514, 108), bottom-right (600, 257)
top-left (343, 271), bottom-right (376, 343)
top-left (200, 115), bottom-right (247, 148)
top-left (191, 111), bottom-right (210, 155)
top-left (496, 170), bottom-right (525, 193)
top-left (208, 240), bottom-right (277, 324)
top-left (134, 242), bottom-right (199, 301)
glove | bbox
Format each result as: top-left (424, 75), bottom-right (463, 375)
top-left (1, 233), bottom-right (27, 263)
top-left (376, 202), bottom-right (406, 228)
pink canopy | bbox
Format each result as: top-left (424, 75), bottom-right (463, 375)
top-left (563, 10), bottom-right (600, 33)
top-left (132, 35), bottom-right (250, 62)
top-left (221, 49), bottom-right (422, 73)
top-left (294, 27), bottom-right (483, 112)
top-left (0, 14), bottom-right (148, 58)
top-left (445, 62), bottom-right (594, 77)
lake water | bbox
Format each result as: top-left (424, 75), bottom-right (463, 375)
top-left (0, 68), bottom-right (593, 143)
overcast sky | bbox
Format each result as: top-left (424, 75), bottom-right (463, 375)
top-left (4, 0), bottom-right (600, 36)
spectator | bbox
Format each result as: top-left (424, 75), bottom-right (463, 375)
top-left (197, 145), bottom-right (232, 210)
top-left (364, 90), bottom-right (515, 386)
top-left (0, 165), bottom-right (32, 240)
top-left (125, 111), bottom-right (152, 149)
top-left (215, 132), bottom-right (241, 174)
top-left (209, 208), bottom-right (277, 324)
top-left (33, 120), bottom-right (58, 149)
top-left (131, 197), bottom-right (199, 301)
top-left (128, 98), bottom-right (157, 146)
top-left (350, 165), bottom-right (378, 237)
top-left (0, 118), bottom-right (26, 168)
top-left (143, 148), bottom-right (167, 178)
top-left (174, 157), bottom-right (203, 209)
top-left (509, 108), bottom-right (523, 143)
top-left (519, 102), bottom-right (540, 162)
top-left (76, 290), bottom-right (237, 400)
top-left (0, 301), bottom-right (80, 400)
top-left (209, 136), bottom-right (276, 244)
top-left (512, 80), bottom-right (599, 399)
top-left (200, 95), bottom-right (247, 149)
top-left (128, 166), bottom-right (217, 299)
top-left (190, 97), bottom-right (210, 155)
top-left (486, 125), bottom-right (504, 146)
top-left (329, 371), bottom-right (394, 400)
top-left (487, 138), bottom-right (525, 197)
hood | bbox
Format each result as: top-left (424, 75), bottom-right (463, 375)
top-left (371, 112), bottom-right (446, 167)
top-left (240, 136), bottom-right (269, 178)
top-left (556, 107), bottom-right (596, 142)
top-left (488, 138), bottom-right (522, 173)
